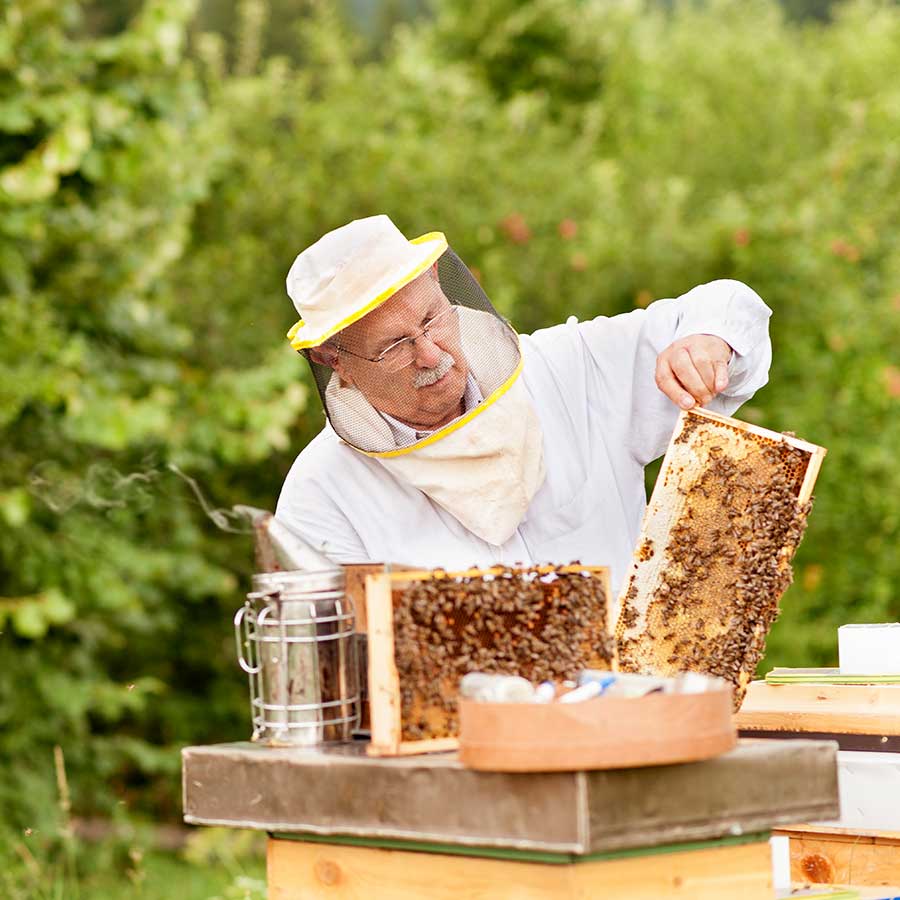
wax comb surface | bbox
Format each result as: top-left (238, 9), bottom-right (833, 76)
top-left (616, 408), bottom-right (826, 708)
top-left (366, 564), bottom-right (612, 755)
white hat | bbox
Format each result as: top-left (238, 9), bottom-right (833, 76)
top-left (285, 215), bottom-right (448, 350)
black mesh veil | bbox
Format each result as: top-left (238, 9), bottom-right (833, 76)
top-left (302, 247), bottom-right (521, 455)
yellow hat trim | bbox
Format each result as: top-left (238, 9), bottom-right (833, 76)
top-left (287, 232), bottom-right (448, 351)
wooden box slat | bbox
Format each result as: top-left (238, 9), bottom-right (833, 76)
top-left (267, 835), bottom-right (775, 900)
top-left (773, 824), bottom-right (900, 887)
top-left (737, 680), bottom-right (900, 736)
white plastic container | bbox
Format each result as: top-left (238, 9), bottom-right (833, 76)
top-left (838, 623), bottom-right (900, 675)
top-left (818, 751), bottom-right (900, 831)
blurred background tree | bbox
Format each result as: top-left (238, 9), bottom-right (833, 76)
top-left (2, 0), bottom-right (899, 895)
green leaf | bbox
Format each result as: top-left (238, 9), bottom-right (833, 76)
top-left (11, 600), bottom-right (47, 639)
top-left (42, 588), bottom-right (75, 626)
top-left (0, 488), bottom-right (30, 527)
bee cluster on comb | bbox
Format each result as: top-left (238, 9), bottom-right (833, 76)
top-left (394, 565), bottom-right (614, 740)
top-left (616, 408), bottom-right (826, 708)
top-left (365, 564), bottom-right (612, 753)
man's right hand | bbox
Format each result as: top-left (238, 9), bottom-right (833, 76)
top-left (654, 334), bottom-right (732, 410)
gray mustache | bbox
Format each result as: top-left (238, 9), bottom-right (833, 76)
top-left (413, 352), bottom-right (455, 388)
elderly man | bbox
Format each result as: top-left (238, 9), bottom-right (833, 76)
top-left (276, 215), bottom-right (771, 591)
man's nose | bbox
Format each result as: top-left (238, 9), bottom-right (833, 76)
top-left (412, 333), bottom-right (442, 368)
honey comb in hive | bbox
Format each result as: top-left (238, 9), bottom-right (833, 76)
top-left (364, 564), bottom-right (612, 756)
top-left (615, 408), bottom-right (826, 709)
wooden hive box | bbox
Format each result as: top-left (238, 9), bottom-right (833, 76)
top-left (364, 564), bottom-right (613, 757)
top-left (616, 408), bottom-right (826, 708)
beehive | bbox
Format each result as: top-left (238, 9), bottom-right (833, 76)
top-left (616, 408), bottom-right (826, 708)
top-left (365, 564), bottom-right (612, 756)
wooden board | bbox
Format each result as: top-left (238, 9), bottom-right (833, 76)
top-left (365, 564), bottom-right (612, 757)
top-left (268, 835), bottom-right (774, 899)
top-left (736, 681), bottom-right (900, 736)
top-left (616, 408), bottom-right (826, 708)
top-left (774, 824), bottom-right (900, 887)
top-left (782, 888), bottom-right (900, 899)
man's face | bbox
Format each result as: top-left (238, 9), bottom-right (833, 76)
top-left (331, 267), bottom-right (469, 430)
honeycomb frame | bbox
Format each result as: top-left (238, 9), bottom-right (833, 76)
top-left (615, 408), bottom-right (826, 707)
top-left (364, 564), bottom-right (612, 757)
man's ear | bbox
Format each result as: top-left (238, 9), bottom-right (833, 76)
top-left (309, 344), bottom-right (339, 367)
top-left (309, 344), bottom-right (356, 388)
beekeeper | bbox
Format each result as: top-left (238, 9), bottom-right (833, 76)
top-left (276, 215), bottom-right (771, 591)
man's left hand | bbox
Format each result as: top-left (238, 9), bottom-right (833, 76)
top-left (655, 334), bottom-right (732, 410)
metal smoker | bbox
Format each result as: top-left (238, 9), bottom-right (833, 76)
top-left (233, 511), bottom-right (360, 745)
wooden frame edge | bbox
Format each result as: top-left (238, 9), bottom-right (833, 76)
top-left (395, 737), bottom-right (459, 757)
top-left (686, 407), bottom-right (826, 456)
top-left (601, 567), bottom-right (619, 673)
top-left (366, 741), bottom-right (458, 758)
top-left (365, 572), bottom-right (401, 756)
top-left (383, 563), bottom-right (609, 585)
top-left (797, 445), bottom-right (827, 506)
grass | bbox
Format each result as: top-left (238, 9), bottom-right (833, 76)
top-left (3, 838), bottom-right (267, 900)
top-left (77, 848), bottom-right (266, 900)
top-left (3, 746), bottom-right (265, 898)
top-left (1, 745), bottom-right (267, 899)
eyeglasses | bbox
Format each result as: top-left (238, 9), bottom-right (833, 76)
top-left (335, 306), bottom-right (459, 373)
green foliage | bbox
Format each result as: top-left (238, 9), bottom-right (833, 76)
top-left (428, 0), bottom-right (613, 106)
top-left (3, 0), bottom-right (900, 892)
top-left (0, 0), bottom-right (305, 857)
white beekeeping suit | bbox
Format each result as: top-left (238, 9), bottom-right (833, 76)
top-left (278, 220), bottom-right (771, 593)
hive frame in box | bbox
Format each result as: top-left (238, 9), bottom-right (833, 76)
top-left (340, 563), bottom-right (419, 733)
top-left (342, 563), bottom-right (420, 635)
top-left (365, 564), bottom-right (612, 758)
top-left (615, 407), bottom-right (826, 702)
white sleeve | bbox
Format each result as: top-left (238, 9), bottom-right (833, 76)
top-left (275, 471), bottom-right (369, 565)
top-left (528, 279), bottom-right (772, 466)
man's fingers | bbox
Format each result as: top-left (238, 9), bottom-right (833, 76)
top-left (655, 357), bottom-right (696, 410)
top-left (687, 348), bottom-right (718, 397)
top-left (669, 348), bottom-right (713, 406)
top-left (655, 336), bottom-right (732, 409)
top-left (713, 358), bottom-right (729, 393)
